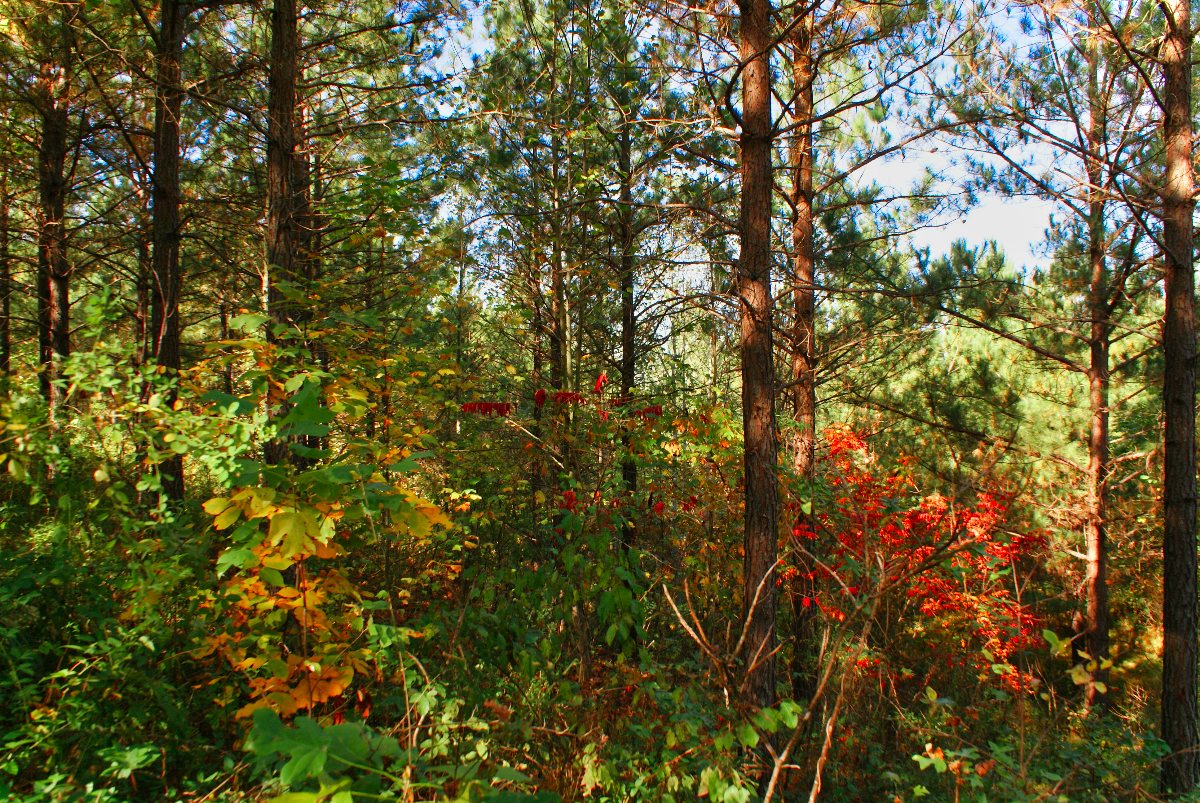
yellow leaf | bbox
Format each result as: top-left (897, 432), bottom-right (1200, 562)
top-left (292, 607), bottom-right (328, 630)
top-left (235, 700), bottom-right (268, 719)
top-left (233, 487), bottom-right (276, 518)
top-left (270, 511), bottom-right (316, 557)
top-left (214, 506), bottom-right (241, 530)
top-left (203, 497), bottom-right (232, 516)
top-left (262, 554), bottom-right (294, 571)
top-left (418, 505), bottom-right (452, 530)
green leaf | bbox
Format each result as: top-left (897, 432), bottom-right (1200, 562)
top-left (752, 707), bottom-right (781, 733)
top-left (278, 719), bottom-right (331, 786)
top-left (216, 547), bottom-right (258, 576)
top-left (200, 389), bottom-right (258, 415)
top-left (290, 442), bottom-right (331, 460)
top-left (230, 313), bottom-right (268, 332)
top-left (279, 382), bottom-right (336, 438)
top-left (736, 723), bottom-right (759, 748)
top-left (260, 567), bottom-right (286, 587)
top-left (1042, 628), bottom-right (1061, 653)
top-left (778, 700), bottom-right (801, 729)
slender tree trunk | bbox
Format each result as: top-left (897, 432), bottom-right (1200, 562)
top-left (737, 0), bottom-right (778, 710)
top-left (36, 68), bottom-right (70, 419)
top-left (218, 289), bottom-right (232, 395)
top-left (0, 168), bottom-right (10, 394)
top-left (299, 104), bottom-right (325, 458)
top-left (1160, 0), bottom-right (1198, 791)
top-left (550, 235), bottom-right (569, 391)
top-left (618, 124), bottom-right (637, 550)
top-left (531, 265), bottom-right (545, 503)
top-left (1080, 33), bottom-right (1110, 709)
top-left (1083, 203), bottom-right (1110, 709)
top-left (295, 97), bottom-right (314, 290)
top-left (788, 20), bottom-right (818, 703)
top-left (151, 0), bottom-right (186, 499)
top-left (309, 136), bottom-right (326, 348)
top-left (135, 222), bottom-right (150, 368)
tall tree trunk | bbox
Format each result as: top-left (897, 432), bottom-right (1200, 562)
top-left (618, 123), bottom-right (637, 550)
top-left (264, 0), bottom-right (303, 465)
top-left (219, 288), bottom-right (232, 395)
top-left (136, 222), bottom-right (151, 368)
top-left (267, 0), bottom-right (301, 325)
top-left (530, 263), bottom-right (546, 504)
top-left (788, 20), bottom-right (818, 703)
top-left (1081, 31), bottom-right (1109, 709)
top-left (151, 0), bottom-right (186, 499)
top-left (297, 99), bottom-right (324, 458)
top-left (1160, 0), bottom-right (1198, 791)
top-left (550, 231), bottom-right (569, 391)
top-left (1083, 195), bottom-right (1110, 710)
top-left (36, 65), bottom-right (70, 420)
top-left (737, 0), bottom-right (778, 710)
top-left (0, 168), bottom-right (10, 394)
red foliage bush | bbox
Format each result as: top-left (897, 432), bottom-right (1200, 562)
top-left (460, 401), bottom-right (513, 416)
top-left (786, 425), bottom-right (1044, 692)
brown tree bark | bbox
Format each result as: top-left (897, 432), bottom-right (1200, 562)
top-left (787, 19), bottom-right (818, 704)
top-left (151, 0), bottom-right (187, 499)
top-left (1083, 190), bottom-right (1110, 709)
top-left (264, 0), bottom-right (310, 465)
top-left (549, 214), bottom-right (570, 392)
top-left (0, 168), bottom-right (10, 394)
top-left (267, 0), bottom-right (303, 324)
top-left (737, 0), bottom-right (779, 710)
top-left (36, 62), bottom-right (70, 420)
top-left (1160, 0), bottom-right (1198, 792)
top-left (618, 123), bottom-right (637, 550)
top-left (1081, 31), bottom-right (1109, 708)
top-left (530, 262), bottom-right (546, 504)
top-left (136, 222), bottom-right (151, 368)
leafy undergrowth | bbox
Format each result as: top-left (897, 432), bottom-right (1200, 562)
top-left (0, 346), bottom-right (1167, 801)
